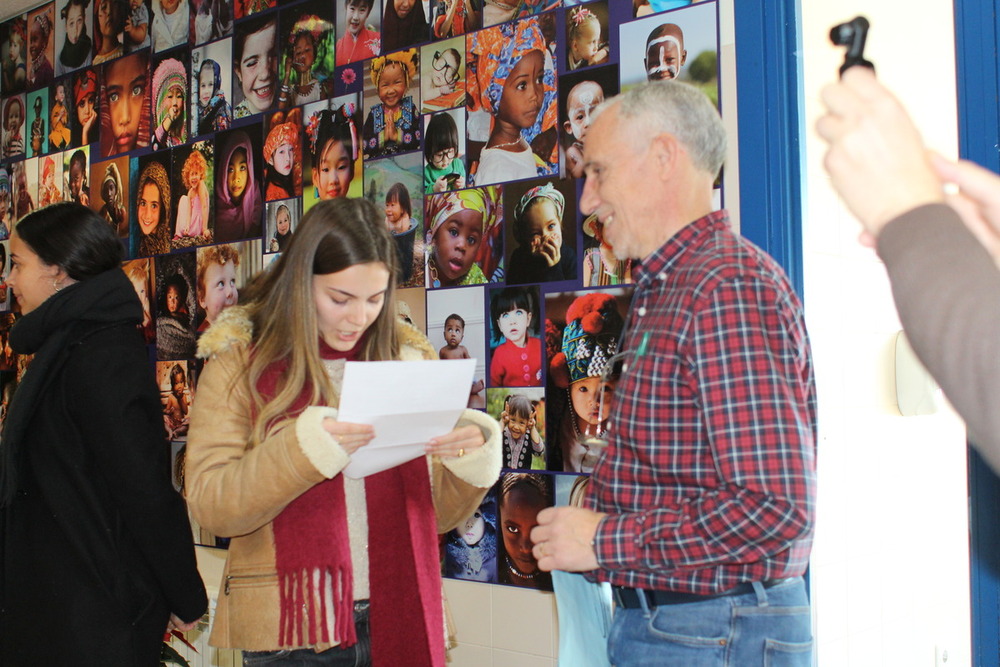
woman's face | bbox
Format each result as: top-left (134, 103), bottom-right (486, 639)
top-left (501, 484), bottom-right (545, 575)
top-left (312, 261), bottom-right (390, 352)
top-left (432, 208), bottom-right (482, 284)
top-left (569, 376), bottom-right (614, 429)
top-left (236, 23), bottom-right (277, 113)
top-left (292, 33), bottom-right (315, 75)
top-left (271, 142), bottom-right (293, 176)
top-left (377, 62), bottom-right (406, 109)
top-left (314, 138), bottom-right (352, 200)
top-left (77, 91), bottom-right (95, 127)
top-left (7, 233), bottom-right (60, 314)
top-left (227, 148), bottom-right (249, 200)
top-left (498, 50), bottom-right (544, 130)
top-left (137, 181), bottom-right (161, 234)
top-left (65, 4), bottom-right (84, 45)
top-left (198, 66), bottom-right (214, 105)
top-left (275, 208), bottom-right (290, 234)
top-left (461, 511), bottom-right (485, 546)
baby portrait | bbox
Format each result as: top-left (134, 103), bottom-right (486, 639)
top-left (565, 3), bottom-right (609, 71)
top-left (427, 285), bottom-right (486, 408)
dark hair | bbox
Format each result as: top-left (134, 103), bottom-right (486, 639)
top-left (346, 0), bottom-right (374, 10)
top-left (69, 149), bottom-right (86, 173)
top-left (234, 14), bottom-right (277, 63)
top-left (444, 312), bottom-right (464, 329)
top-left (505, 394), bottom-right (534, 421)
top-left (170, 362), bottom-right (186, 385)
top-left (14, 203), bottom-right (123, 280)
top-left (61, 0), bottom-right (91, 20)
top-left (423, 112), bottom-right (459, 162)
top-left (490, 286), bottom-right (534, 343)
top-left (312, 106), bottom-right (357, 173)
top-left (385, 182), bottom-right (411, 217)
top-left (0, 243), bottom-right (6, 272)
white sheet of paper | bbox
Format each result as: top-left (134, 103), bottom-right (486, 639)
top-left (338, 358), bottom-right (475, 478)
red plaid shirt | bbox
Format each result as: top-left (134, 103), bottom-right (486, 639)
top-left (589, 210), bottom-right (816, 594)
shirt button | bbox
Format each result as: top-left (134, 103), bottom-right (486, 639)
top-left (637, 306), bottom-right (647, 317)
top-left (522, 364), bottom-right (530, 372)
top-left (657, 272), bottom-right (667, 281)
top-left (520, 352), bottom-right (528, 360)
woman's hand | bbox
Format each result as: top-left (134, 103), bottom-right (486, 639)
top-left (322, 418), bottom-right (375, 455)
top-left (426, 424), bottom-right (484, 459)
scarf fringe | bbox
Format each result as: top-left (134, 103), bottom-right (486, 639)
top-left (279, 566), bottom-right (356, 649)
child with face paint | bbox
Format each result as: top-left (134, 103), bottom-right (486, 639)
top-left (307, 104), bottom-right (359, 200)
top-left (500, 393), bottom-right (543, 469)
top-left (362, 50), bottom-right (420, 159)
top-left (498, 473), bottom-right (552, 589)
top-left (196, 59), bottom-right (232, 135)
top-left (508, 182), bottom-right (576, 284)
top-left (489, 286), bottom-right (542, 387)
top-left (425, 187), bottom-right (499, 289)
top-left (174, 150), bottom-right (209, 240)
top-left (644, 22), bottom-right (686, 81)
top-left (563, 80), bottom-right (603, 179)
top-left (56, 0), bottom-right (93, 76)
top-left (215, 130), bottom-right (262, 242)
top-left (444, 495), bottom-right (498, 582)
top-left (2, 98), bottom-right (24, 159)
top-left (262, 109), bottom-right (302, 201)
top-left (72, 68), bottom-right (98, 145)
top-left (29, 10), bottom-right (55, 87)
top-left (151, 58), bottom-right (187, 150)
top-left (277, 21), bottom-right (334, 110)
top-left (468, 18), bottom-right (558, 186)
top-left (566, 7), bottom-right (607, 71)
top-left (335, 0), bottom-right (379, 66)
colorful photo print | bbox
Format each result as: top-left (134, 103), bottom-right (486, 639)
top-left (235, 0), bottom-right (276, 21)
top-left (154, 249), bottom-right (197, 360)
top-left (581, 211), bottom-right (635, 286)
top-left (363, 48), bottom-right (421, 160)
top-left (171, 140), bottom-right (214, 248)
top-left (488, 284), bottom-right (542, 387)
top-left (0, 174), bottom-right (9, 239)
top-left (150, 51), bottom-right (189, 150)
top-left (565, 2), bottom-right (609, 71)
top-left (466, 16), bottom-right (558, 187)
top-left (123, 256), bottom-right (155, 344)
top-left (544, 287), bottom-right (629, 472)
top-left (429, 0), bottom-right (474, 40)
top-left (90, 153), bottom-right (129, 238)
top-left (151, 0), bottom-right (189, 53)
top-left (131, 151), bottom-right (172, 257)
top-left (262, 108), bottom-right (302, 201)
top-left (633, 0), bottom-right (712, 19)
top-left (26, 89), bottom-right (48, 157)
top-left (335, 0), bottom-right (380, 67)
top-left (381, 0), bottom-right (428, 53)
top-left (214, 124), bottom-right (263, 243)
top-left (49, 80), bottom-right (71, 151)
top-left (190, 38), bottom-right (232, 138)
top-left (123, 0), bottom-right (151, 53)
top-left (490, 386), bottom-right (546, 469)
top-left (2, 95), bottom-right (26, 159)
top-left (92, 0), bottom-right (126, 66)
top-left (558, 66), bottom-right (617, 179)
top-left (481, 0), bottom-right (558, 28)
top-left (232, 12), bottom-right (278, 120)
top-left (423, 108), bottom-right (466, 194)
top-left (497, 472), bottom-right (553, 590)
top-left (504, 177), bottom-right (577, 285)
top-left (425, 185), bottom-right (503, 289)
top-left (443, 490), bottom-right (497, 583)
top-left (365, 151), bottom-right (424, 287)
top-left (303, 94), bottom-right (362, 208)
top-left (11, 160), bottom-right (33, 220)
top-left (0, 242), bottom-right (9, 312)
top-left (277, 1), bottom-right (336, 109)
top-left (264, 197), bottom-right (300, 254)
top-left (191, 0), bottom-right (234, 47)
top-left (194, 239), bottom-right (261, 332)
top-left (64, 145), bottom-right (89, 205)
top-left (55, 0), bottom-right (94, 77)
top-left (70, 67), bottom-right (98, 146)
top-left (28, 3), bottom-right (56, 88)
top-left (157, 358), bottom-right (194, 440)
top-left (2, 16), bottom-right (29, 97)
top-left (420, 37), bottom-right (466, 112)
top-left (37, 152), bottom-right (64, 207)
top-left (99, 49), bottom-right (151, 157)
top-left (22, 156), bottom-right (39, 214)
top-left (426, 284), bottom-right (485, 407)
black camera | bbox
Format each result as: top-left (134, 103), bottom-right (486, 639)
top-left (830, 16), bottom-right (874, 77)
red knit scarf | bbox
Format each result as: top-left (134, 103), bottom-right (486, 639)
top-left (258, 339), bottom-right (445, 666)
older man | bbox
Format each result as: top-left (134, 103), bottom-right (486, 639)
top-left (531, 81), bottom-right (817, 666)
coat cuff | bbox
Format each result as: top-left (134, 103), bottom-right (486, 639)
top-left (295, 406), bottom-right (350, 478)
top-left (441, 408), bottom-right (502, 489)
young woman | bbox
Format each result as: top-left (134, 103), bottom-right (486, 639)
top-left (186, 198), bottom-right (501, 664)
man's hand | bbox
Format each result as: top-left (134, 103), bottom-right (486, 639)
top-left (530, 505), bottom-right (605, 572)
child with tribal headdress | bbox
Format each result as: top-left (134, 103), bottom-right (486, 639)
top-left (72, 68), bottom-right (98, 145)
top-left (99, 161), bottom-right (127, 237)
top-left (362, 49), bottom-right (420, 159)
top-left (262, 108), bottom-right (302, 201)
top-left (276, 16), bottom-right (335, 109)
top-left (467, 17), bottom-right (558, 186)
top-left (151, 57), bottom-right (187, 150)
top-left (508, 181), bottom-right (576, 284)
top-left (425, 186), bottom-right (501, 289)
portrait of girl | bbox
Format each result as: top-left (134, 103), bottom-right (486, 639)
top-left (444, 493), bottom-right (498, 583)
top-left (173, 147), bottom-right (211, 245)
top-left (154, 251), bottom-right (197, 360)
top-left (232, 13), bottom-right (277, 119)
top-left (582, 214), bottom-right (633, 286)
top-left (305, 98), bottom-right (360, 205)
top-left (545, 289), bottom-right (626, 472)
top-left (2, 17), bottom-right (27, 96)
top-left (276, 7), bottom-right (335, 109)
top-left (48, 83), bottom-right (71, 152)
top-left (432, 0), bottom-right (475, 40)
top-left (2, 96), bottom-right (25, 159)
top-left (92, 0), bottom-right (125, 65)
top-left (55, 0), bottom-right (93, 76)
top-left (194, 243), bottom-right (240, 332)
top-left (489, 285), bottom-right (542, 387)
top-left (363, 49), bottom-right (421, 159)
top-left (151, 56), bottom-right (187, 150)
top-left (28, 92), bottom-right (46, 157)
top-left (492, 388), bottom-right (545, 469)
top-left (65, 148), bottom-right (90, 206)
top-left (235, 0), bottom-right (275, 20)
top-left (467, 17), bottom-right (558, 186)
top-left (506, 179), bottom-right (577, 284)
top-left (565, 4), bottom-right (609, 71)
top-left (335, 0), bottom-right (379, 67)
top-left (124, 257), bottom-right (155, 343)
top-left (94, 157), bottom-right (128, 237)
top-left (71, 67), bottom-right (98, 146)
top-left (150, 0), bottom-right (188, 53)
top-left (28, 6), bottom-right (55, 88)
top-left (265, 199), bottom-right (299, 253)
top-left (193, 55), bottom-right (231, 135)
top-left (11, 161), bottom-right (33, 220)
top-left (132, 156), bottom-right (171, 257)
top-left (214, 127), bottom-right (263, 243)
top-left (424, 186), bottom-right (502, 289)
top-left (99, 50), bottom-right (151, 158)
top-left (38, 155), bottom-right (63, 208)
top-left (381, 0), bottom-right (428, 53)
top-left (498, 472), bottom-right (553, 589)
top-left (423, 109), bottom-right (466, 193)
top-left (262, 108), bottom-right (302, 201)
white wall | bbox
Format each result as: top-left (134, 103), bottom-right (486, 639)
top-left (801, 2), bottom-right (971, 666)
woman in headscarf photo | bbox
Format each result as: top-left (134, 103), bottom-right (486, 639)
top-left (215, 128), bottom-right (263, 243)
top-left (381, 0), bottom-right (428, 52)
top-left (134, 158), bottom-right (172, 257)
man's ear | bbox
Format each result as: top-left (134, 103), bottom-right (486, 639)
top-left (650, 132), bottom-right (680, 179)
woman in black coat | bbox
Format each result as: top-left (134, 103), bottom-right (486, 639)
top-left (0, 203), bottom-right (207, 665)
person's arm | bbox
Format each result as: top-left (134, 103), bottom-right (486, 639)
top-left (429, 408), bottom-right (502, 532)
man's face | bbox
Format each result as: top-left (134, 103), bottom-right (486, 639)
top-left (106, 54), bottom-right (147, 153)
top-left (345, 1), bottom-right (371, 37)
top-left (564, 81), bottom-right (603, 142)
top-left (645, 35), bottom-right (686, 81)
top-left (65, 4), bottom-right (84, 44)
top-left (236, 23), bottom-right (277, 114)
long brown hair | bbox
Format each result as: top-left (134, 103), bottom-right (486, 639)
top-left (242, 197), bottom-right (400, 446)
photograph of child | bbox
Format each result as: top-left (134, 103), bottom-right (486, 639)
top-left (335, 0), bottom-right (380, 67)
top-left (123, 257), bottom-right (155, 343)
top-left (262, 108), bottom-right (302, 201)
top-left (544, 289), bottom-right (628, 472)
top-left (21, 157), bottom-right (39, 217)
top-left (0, 243), bottom-right (10, 313)
top-left (235, 0), bottom-right (275, 20)
top-left (2, 17), bottom-right (28, 96)
top-left (11, 161), bottom-right (33, 220)
top-left (49, 82), bottom-right (71, 151)
top-left (65, 147), bottom-right (90, 205)
top-left (90, 154), bottom-right (128, 237)
top-left (633, 0), bottom-right (707, 18)
top-left (0, 172), bottom-right (11, 240)
top-left (2, 95), bottom-right (25, 159)
top-left (28, 4), bottom-right (56, 88)
top-left (363, 48), bottom-right (421, 159)
top-left (191, 0), bottom-right (233, 46)
top-left (565, 3), bottom-right (608, 71)
top-left (195, 243), bottom-right (241, 332)
top-left (420, 39), bottom-right (466, 113)
top-left (171, 140), bottom-right (213, 248)
top-left (443, 491), bottom-right (498, 583)
top-left (214, 125), bottom-right (263, 243)
top-left (151, 54), bottom-right (188, 150)
top-left (232, 13), bottom-right (278, 119)
top-left (131, 152), bottom-right (172, 257)
top-left (364, 151), bottom-right (424, 286)
top-left (423, 109), bottom-right (466, 194)
top-left (37, 154), bottom-right (63, 207)
top-left (123, 0), bottom-right (150, 52)
top-left (431, 0), bottom-right (475, 40)
top-left (581, 213), bottom-right (633, 286)
top-left (559, 67), bottom-right (616, 179)
top-left (488, 285), bottom-right (542, 387)
top-left (303, 94), bottom-right (362, 207)
top-left (154, 250), bottom-right (198, 360)
top-left (99, 50), bottom-right (151, 158)
top-left (92, 0), bottom-right (125, 65)
top-left (157, 359), bottom-right (192, 440)
top-left (71, 67), bottom-right (98, 146)
top-left (381, 0), bottom-right (428, 53)
top-left (190, 39), bottom-right (232, 136)
top-left (497, 472), bottom-right (553, 589)
top-left (277, 3), bottom-right (335, 109)
top-left (425, 185), bottom-right (502, 289)
top-left (264, 198), bottom-right (300, 253)
top-left (55, 0), bottom-right (93, 76)
top-left (27, 91), bottom-right (48, 158)
top-left (505, 178), bottom-right (577, 285)
top-left (467, 16), bottom-right (558, 186)
top-left (490, 387), bottom-right (546, 469)
top-left (150, 0), bottom-right (188, 53)
top-left (427, 285), bottom-right (486, 407)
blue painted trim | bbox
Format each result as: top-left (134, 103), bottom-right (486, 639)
top-left (732, 0), bottom-right (805, 296)
top-left (954, 3), bottom-right (1000, 665)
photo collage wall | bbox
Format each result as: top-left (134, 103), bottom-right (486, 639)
top-left (0, 0), bottom-right (722, 592)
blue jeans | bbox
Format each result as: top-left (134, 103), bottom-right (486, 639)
top-left (242, 602), bottom-right (371, 666)
top-left (607, 578), bottom-right (813, 666)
